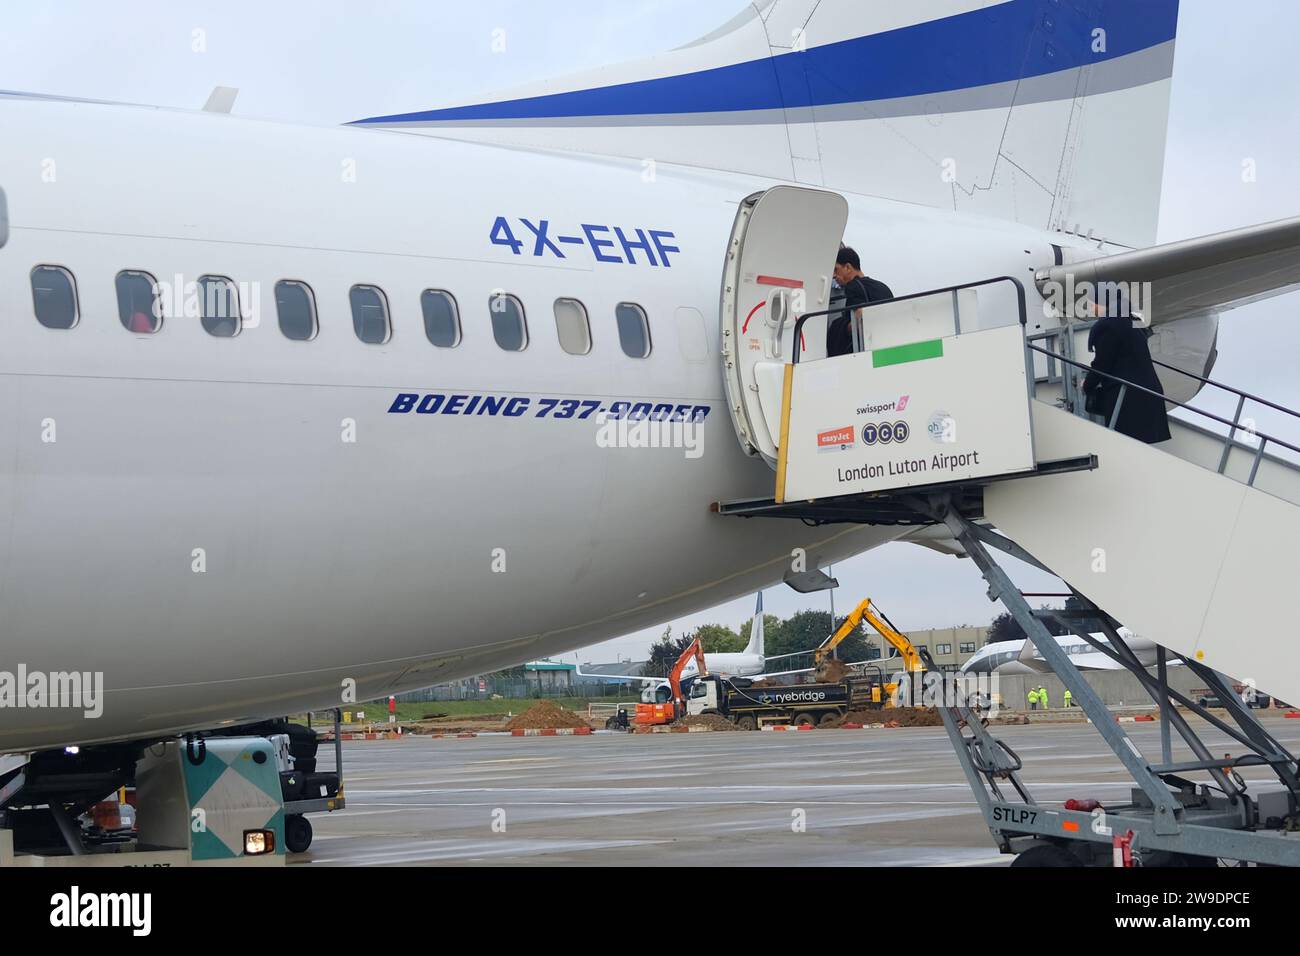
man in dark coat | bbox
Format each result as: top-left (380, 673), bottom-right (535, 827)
top-left (1082, 299), bottom-right (1171, 444)
top-left (827, 246), bottom-right (893, 357)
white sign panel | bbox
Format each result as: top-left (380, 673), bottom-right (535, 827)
top-left (779, 324), bottom-right (1035, 502)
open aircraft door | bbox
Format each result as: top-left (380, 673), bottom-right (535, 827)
top-left (721, 186), bottom-right (848, 465)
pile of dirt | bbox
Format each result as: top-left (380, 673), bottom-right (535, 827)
top-left (827, 706), bottom-right (942, 728)
top-left (504, 700), bottom-right (590, 731)
top-left (814, 659), bottom-right (852, 682)
top-left (410, 714), bottom-right (509, 734)
top-left (672, 714), bottom-right (742, 732)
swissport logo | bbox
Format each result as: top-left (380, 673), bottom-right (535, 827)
top-left (816, 426), bottom-right (855, 453)
top-left (857, 395), bottom-right (910, 416)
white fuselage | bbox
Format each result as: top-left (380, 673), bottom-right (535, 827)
top-left (959, 631), bottom-right (1161, 675)
top-left (636, 653), bottom-right (765, 702)
top-left (0, 98), bottom-right (1129, 751)
top-left (685, 653), bottom-right (764, 680)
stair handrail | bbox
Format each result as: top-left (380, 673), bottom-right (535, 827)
top-left (1146, 357), bottom-right (1300, 473)
top-left (1147, 357), bottom-right (1300, 423)
top-left (1033, 319), bottom-right (1300, 473)
top-left (791, 275), bottom-right (1027, 364)
top-left (1027, 343), bottom-right (1300, 488)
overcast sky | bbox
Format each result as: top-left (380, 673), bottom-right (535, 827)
top-left (5, 2), bottom-right (1297, 662)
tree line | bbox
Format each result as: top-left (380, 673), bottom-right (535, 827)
top-left (643, 609), bottom-right (875, 677)
top-left (987, 595), bottom-right (1104, 643)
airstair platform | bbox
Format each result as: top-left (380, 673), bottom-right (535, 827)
top-left (715, 455), bottom-right (1096, 526)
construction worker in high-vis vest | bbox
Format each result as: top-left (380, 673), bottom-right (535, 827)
top-left (1027, 688), bottom-right (1039, 711)
top-left (1064, 689), bottom-right (1073, 708)
top-left (1038, 686), bottom-right (1050, 709)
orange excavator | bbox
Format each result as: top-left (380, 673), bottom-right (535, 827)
top-left (634, 638), bottom-right (708, 727)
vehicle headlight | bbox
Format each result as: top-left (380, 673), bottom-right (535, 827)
top-left (244, 829), bottom-right (276, 855)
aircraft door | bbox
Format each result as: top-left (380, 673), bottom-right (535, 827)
top-left (721, 186), bottom-right (848, 464)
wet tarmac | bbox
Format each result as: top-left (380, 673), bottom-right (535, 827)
top-left (300, 716), bottom-right (1300, 866)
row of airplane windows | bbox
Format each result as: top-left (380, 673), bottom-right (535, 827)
top-left (26, 265), bottom-right (654, 358)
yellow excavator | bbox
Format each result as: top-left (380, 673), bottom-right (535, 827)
top-left (813, 598), bottom-right (926, 705)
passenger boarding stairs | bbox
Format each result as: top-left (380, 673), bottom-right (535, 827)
top-left (718, 273), bottom-right (1300, 864)
top-left (720, 277), bottom-right (1300, 708)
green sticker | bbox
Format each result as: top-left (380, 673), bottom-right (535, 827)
top-left (872, 339), bottom-right (944, 368)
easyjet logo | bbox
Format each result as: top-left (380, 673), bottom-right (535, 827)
top-left (816, 426), bottom-right (855, 453)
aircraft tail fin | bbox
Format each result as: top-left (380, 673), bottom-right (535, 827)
top-left (353, 0), bottom-right (1180, 248)
top-left (743, 592), bottom-right (765, 657)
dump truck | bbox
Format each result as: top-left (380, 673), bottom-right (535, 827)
top-left (685, 670), bottom-right (893, 729)
top-left (685, 597), bottom-right (933, 728)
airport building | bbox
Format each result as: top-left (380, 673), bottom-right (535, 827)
top-left (872, 626), bottom-right (991, 671)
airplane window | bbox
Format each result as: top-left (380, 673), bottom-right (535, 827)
top-left (31, 265), bottom-right (78, 329)
top-left (421, 290), bottom-right (461, 348)
top-left (350, 284), bottom-right (391, 345)
top-left (115, 271), bottom-right (161, 334)
top-left (489, 292), bottom-right (527, 352)
top-left (615, 302), bottom-right (651, 358)
top-left (553, 297), bottom-right (591, 355)
top-left (198, 275), bottom-right (242, 337)
top-left (276, 280), bottom-right (318, 341)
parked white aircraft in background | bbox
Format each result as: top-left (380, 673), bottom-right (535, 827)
top-left (960, 630), bottom-right (1164, 675)
top-left (1, 0), bottom-right (1297, 760)
top-left (578, 593), bottom-right (770, 702)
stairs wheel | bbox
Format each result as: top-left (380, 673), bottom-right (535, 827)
top-left (1010, 843), bottom-right (1081, 867)
top-left (285, 814), bottom-right (313, 853)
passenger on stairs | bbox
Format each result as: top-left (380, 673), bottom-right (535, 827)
top-left (827, 246), bottom-right (894, 357)
top-left (1082, 293), bottom-right (1171, 444)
